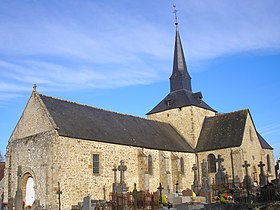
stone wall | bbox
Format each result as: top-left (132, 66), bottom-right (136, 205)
top-left (48, 136), bottom-right (196, 210)
top-left (10, 91), bottom-right (55, 141)
top-left (148, 106), bottom-right (215, 148)
top-left (3, 130), bottom-right (57, 209)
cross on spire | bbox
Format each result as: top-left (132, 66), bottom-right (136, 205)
top-left (173, 4), bottom-right (178, 25)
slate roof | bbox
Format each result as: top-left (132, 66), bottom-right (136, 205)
top-left (196, 109), bottom-right (273, 152)
top-left (39, 94), bottom-right (194, 153)
top-left (196, 110), bottom-right (249, 152)
top-left (147, 89), bottom-right (216, 115)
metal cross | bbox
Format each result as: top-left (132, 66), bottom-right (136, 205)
top-left (173, 4), bottom-right (178, 25)
top-left (157, 183), bottom-right (164, 206)
top-left (112, 165), bottom-right (117, 183)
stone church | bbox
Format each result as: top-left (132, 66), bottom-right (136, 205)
top-left (3, 22), bottom-right (274, 209)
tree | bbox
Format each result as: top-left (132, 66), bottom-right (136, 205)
top-left (0, 150), bottom-right (4, 162)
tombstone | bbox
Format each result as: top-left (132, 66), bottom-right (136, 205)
top-left (32, 200), bottom-right (41, 210)
top-left (82, 195), bottom-right (95, 210)
top-left (258, 161), bottom-right (267, 187)
top-left (215, 155), bottom-right (226, 189)
top-left (132, 183), bottom-right (138, 209)
top-left (192, 164), bottom-right (199, 195)
top-left (14, 165), bottom-right (23, 210)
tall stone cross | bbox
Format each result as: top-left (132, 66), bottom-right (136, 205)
top-left (118, 160), bottom-right (127, 184)
top-left (215, 155), bottom-right (224, 172)
top-left (242, 160), bottom-right (252, 200)
top-left (242, 161), bottom-right (250, 177)
top-left (258, 161), bottom-right (267, 186)
top-left (201, 159), bottom-right (210, 203)
top-left (192, 164), bottom-right (199, 194)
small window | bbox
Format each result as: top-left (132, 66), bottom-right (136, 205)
top-left (267, 154), bottom-right (271, 173)
top-left (249, 128), bottom-right (253, 142)
top-left (208, 154), bottom-right (216, 173)
top-left (93, 154), bottom-right (100, 174)
top-left (167, 100), bottom-right (172, 106)
top-left (180, 157), bottom-right (185, 174)
top-left (148, 154), bottom-right (153, 175)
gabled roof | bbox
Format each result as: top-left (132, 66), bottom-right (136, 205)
top-left (196, 109), bottom-right (273, 152)
top-left (39, 94), bottom-right (194, 153)
top-left (147, 89), bottom-right (215, 115)
top-left (196, 110), bottom-right (248, 152)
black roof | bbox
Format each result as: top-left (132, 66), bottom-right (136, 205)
top-left (39, 94), bottom-right (194, 152)
top-left (147, 89), bottom-right (215, 115)
top-left (196, 110), bottom-right (248, 152)
top-left (196, 109), bottom-right (273, 152)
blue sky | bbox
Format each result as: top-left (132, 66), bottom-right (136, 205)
top-left (0, 0), bottom-right (280, 161)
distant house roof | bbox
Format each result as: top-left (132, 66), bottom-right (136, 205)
top-left (196, 109), bottom-right (273, 152)
top-left (147, 89), bottom-right (215, 115)
top-left (39, 94), bottom-right (194, 153)
top-left (0, 162), bottom-right (5, 181)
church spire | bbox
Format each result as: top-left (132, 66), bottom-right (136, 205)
top-left (170, 5), bottom-right (192, 92)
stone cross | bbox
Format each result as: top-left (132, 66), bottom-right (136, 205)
top-left (242, 160), bottom-right (252, 200)
top-left (242, 161), bottom-right (250, 177)
top-left (215, 155), bottom-right (226, 187)
top-left (258, 161), bottom-right (267, 186)
top-left (215, 155), bottom-right (224, 172)
top-left (192, 164), bottom-right (199, 195)
top-left (118, 160), bottom-right (127, 184)
top-left (201, 159), bottom-right (210, 203)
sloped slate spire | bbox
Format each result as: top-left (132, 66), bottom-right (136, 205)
top-left (170, 24), bottom-right (192, 92)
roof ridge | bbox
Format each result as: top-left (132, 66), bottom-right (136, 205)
top-left (38, 93), bottom-right (161, 123)
top-left (211, 109), bottom-right (249, 118)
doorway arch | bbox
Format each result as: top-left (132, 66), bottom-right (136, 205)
top-left (21, 172), bottom-right (35, 207)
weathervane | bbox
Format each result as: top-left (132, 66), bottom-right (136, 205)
top-left (173, 4), bottom-right (178, 25)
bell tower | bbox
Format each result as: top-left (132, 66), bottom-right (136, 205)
top-left (147, 8), bottom-right (216, 148)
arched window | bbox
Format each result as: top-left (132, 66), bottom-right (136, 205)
top-left (180, 157), bottom-right (185, 174)
top-left (267, 154), bottom-right (271, 173)
top-left (148, 154), bottom-right (153, 175)
top-left (208, 154), bottom-right (216, 173)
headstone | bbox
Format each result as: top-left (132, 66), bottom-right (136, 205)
top-left (182, 188), bottom-right (193, 196)
top-left (14, 165), bottom-right (23, 210)
top-left (32, 200), bottom-right (41, 210)
top-left (82, 196), bottom-right (92, 210)
top-left (132, 183), bottom-right (138, 209)
top-left (258, 161), bottom-right (267, 187)
top-left (192, 164), bottom-right (199, 195)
